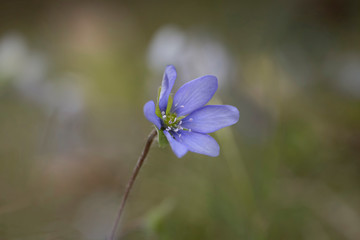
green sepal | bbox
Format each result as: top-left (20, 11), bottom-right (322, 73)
top-left (155, 87), bottom-right (162, 118)
top-left (166, 94), bottom-right (173, 115)
top-left (156, 127), bottom-right (169, 148)
top-left (176, 115), bottom-right (185, 120)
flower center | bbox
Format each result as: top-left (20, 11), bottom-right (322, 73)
top-left (161, 111), bottom-right (192, 136)
top-left (161, 111), bottom-right (182, 131)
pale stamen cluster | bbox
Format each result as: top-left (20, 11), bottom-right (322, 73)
top-left (161, 111), bottom-right (192, 137)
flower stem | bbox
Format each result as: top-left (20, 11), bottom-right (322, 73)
top-left (109, 129), bottom-right (157, 240)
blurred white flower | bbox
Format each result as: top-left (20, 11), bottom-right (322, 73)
top-left (0, 33), bottom-right (28, 80)
top-left (0, 32), bottom-right (87, 153)
top-left (146, 25), bottom-right (235, 89)
top-left (0, 32), bottom-right (85, 116)
top-left (147, 25), bottom-right (186, 71)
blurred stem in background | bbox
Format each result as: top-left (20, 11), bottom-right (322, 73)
top-left (214, 97), bottom-right (255, 211)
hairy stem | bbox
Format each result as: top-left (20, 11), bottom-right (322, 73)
top-left (109, 129), bottom-right (157, 240)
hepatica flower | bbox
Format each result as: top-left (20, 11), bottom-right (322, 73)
top-left (144, 65), bottom-right (239, 158)
top-left (110, 65), bottom-right (239, 239)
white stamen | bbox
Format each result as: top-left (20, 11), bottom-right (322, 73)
top-left (189, 118), bottom-right (193, 122)
top-left (189, 129), bottom-right (192, 132)
top-left (161, 111), bottom-right (165, 115)
top-left (175, 103), bottom-right (178, 107)
top-left (174, 117), bottom-right (177, 122)
top-left (174, 128), bottom-right (179, 132)
top-left (180, 105), bottom-right (184, 108)
top-left (162, 115), bottom-right (166, 119)
top-left (179, 121), bottom-right (182, 124)
top-left (178, 134), bottom-right (181, 137)
top-left (179, 126), bottom-right (183, 130)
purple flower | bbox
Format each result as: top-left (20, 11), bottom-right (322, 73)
top-left (144, 65), bottom-right (239, 158)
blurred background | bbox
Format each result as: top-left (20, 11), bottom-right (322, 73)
top-left (1, 0), bottom-right (360, 239)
